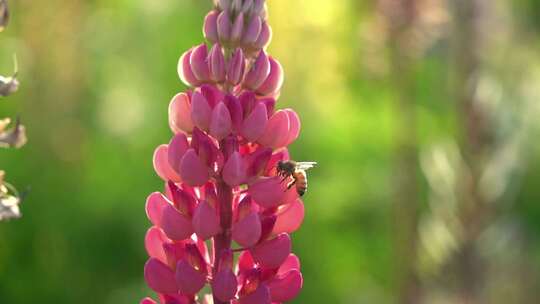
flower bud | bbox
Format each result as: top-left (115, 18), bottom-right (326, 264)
top-left (190, 44), bottom-right (211, 82)
top-left (217, 10), bottom-right (232, 43)
top-left (241, 102), bottom-right (268, 142)
top-left (223, 94), bottom-right (243, 132)
top-left (209, 102), bottom-right (233, 140)
top-left (249, 176), bottom-right (286, 208)
top-left (161, 204), bottom-right (193, 241)
top-left (212, 267), bottom-right (238, 302)
top-left (256, 57), bottom-right (284, 96)
top-left (226, 48), bottom-right (246, 85)
top-left (242, 16), bottom-right (262, 45)
top-left (168, 93), bottom-right (194, 134)
top-left (232, 211), bottom-right (261, 247)
top-left (179, 149), bottom-right (210, 186)
top-left (144, 258), bottom-right (178, 294)
top-left (145, 192), bottom-right (168, 226)
top-left (267, 269), bottom-right (303, 302)
top-left (250, 233), bottom-right (291, 269)
top-left (230, 12), bottom-right (245, 43)
top-left (145, 227), bottom-right (168, 263)
top-left (204, 10), bottom-right (219, 43)
top-left (167, 133), bottom-right (189, 174)
top-left (178, 49), bottom-right (200, 87)
top-left (175, 259), bottom-right (207, 295)
top-left (254, 21), bottom-right (272, 50)
top-left (209, 44), bottom-right (226, 83)
top-left (190, 91), bottom-right (212, 131)
top-left (192, 200), bottom-right (221, 240)
top-left (153, 145), bottom-right (182, 182)
top-left (244, 51), bottom-right (271, 90)
top-left (257, 110), bottom-right (290, 149)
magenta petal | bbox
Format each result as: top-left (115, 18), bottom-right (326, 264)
top-left (140, 297), bottom-right (157, 304)
top-left (179, 149), bottom-right (210, 186)
top-left (209, 44), bottom-right (226, 82)
top-left (241, 102), bottom-right (268, 142)
top-left (169, 93), bottom-right (194, 134)
top-left (284, 109), bottom-right (300, 146)
top-left (144, 258), bottom-right (178, 294)
top-left (273, 199), bottom-right (304, 234)
top-left (192, 200), bottom-right (221, 240)
top-left (257, 110), bottom-right (290, 149)
top-left (227, 48), bottom-right (245, 86)
top-left (212, 269), bottom-right (238, 302)
top-left (209, 102), bottom-right (233, 140)
top-left (244, 51), bottom-right (271, 90)
top-left (238, 250), bottom-right (255, 272)
top-left (161, 204), bottom-right (193, 241)
top-left (224, 95), bottom-right (243, 133)
top-left (223, 152), bottom-right (246, 187)
top-left (153, 145), bottom-right (182, 182)
top-left (256, 57), bottom-right (284, 96)
top-left (191, 91), bottom-right (212, 131)
top-left (248, 176), bottom-right (286, 208)
top-left (145, 227), bottom-right (168, 264)
top-left (146, 192), bottom-right (168, 226)
top-left (168, 133), bottom-right (189, 173)
top-left (204, 10), bottom-right (219, 43)
top-left (239, 285), bottom-right (271, 304)
top-left (230, 12), bottom-right (244, 42)
top-left (190, 44), bottom-right (211, 82)
top-left (278, 254), bottom-right (301, 275)
top-left (217, 10), bottom-right (232, 42)
top-left (232, 211), bottom-right (261, 247)
top-left (175, 259), bottom-right (207, 295)
top-left (267, 269), bottom-right (303, 302)
top-left (254, 21), bottom-right (272, 49)
top-left (178, 49), bottom-right (200, 87)
top-left (242, 15), bottom-right (262, 45)
top-left (250, 233), bottom-right (291, 269)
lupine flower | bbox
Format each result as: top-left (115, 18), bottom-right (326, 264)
top-left (143, 1), bottom-right (307, 302)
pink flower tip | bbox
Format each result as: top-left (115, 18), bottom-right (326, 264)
top-left (250, 233), bottom-right (292, 269)
top-left (175, 259), bottom-right (207, 295)
top-left (212, 268), bottom-right (238, 302)
top-left (179, 149), bottom-right (210, 186)
top-left (192, 200), bottom-right (221, 240)
top-left (144, 258), bottom-right (178, 294)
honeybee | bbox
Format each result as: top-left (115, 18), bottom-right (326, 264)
top-left (276, 160), bottom-right (317, 196)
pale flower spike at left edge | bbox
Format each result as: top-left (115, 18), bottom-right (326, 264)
top-left (0, 1), bottom-right (27, 222)
top-left (141, 0), bottom-right (314, 303)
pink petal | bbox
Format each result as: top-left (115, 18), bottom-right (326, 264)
top-left (140, 297), bottom-right (157, 304)
top-left (192, 200), bottom-right (221, 240)
top-left (145, 192), bottom-right (168, 226)
top-left (241, 102), bottom-right (268, 142)
top-left (273, 199), bottom-right (304, 234)
top-left (209, 102), bottom-right (232, 140)
top-left (230, 12), bottom-right (244, 42)
top-left (212, 268), bottom-right (238, 302)
top-left (178, 49), bottom-right (200, 87)
top-left (175, 259), bottom-right (207, 295)
top-left (243, 51), bottom-right (271, 90)
top-left (168, 133), bottom-right (190, 174)
top-left (254, 21), bottom-right (272, 49)
top-left (238, 250), bottom-right (255, 272)
top-left (248, 177), bottom-right (286, 208)
top-left (278, 254), bottom-right (301, 275)
top-left (190, 91), bottom-right (212, 132)
top-left (161, 204), bottom-right (193, 241)
top-left (227, 48), bottom-right (245, 86)
top-left (232, 211), bottom-right (262, 247)
top-left (224, 95), bottom-right (243, 133)
top-left (250, 233), bottom-right (291, 269)
top-left (239, 285), bottom-right (271, 304)
top-left (246, 147), bottom-right (272, 178)
top-left (145, 227), bottom-right (168, 264)
top-left (168, 93), bottom-right (194, 134)
top-left (267, 269), bottom-right (303, 302)
top-left (256, 57), bottom-right (284, 96)
top-left (223, 152), bottom-right (247, 187)
top-left (209, 43), bottom-right (226, 82)
top-left (204, 10), bottom-right (219, 43)
top-left (190, 44), bottom-right (211, 82)
top-left (153, 145), bottom-right (182, 182)
top-left (217, 10), bottom-right (232, 42)
top-left (284, 109), bottom-right (300, 146)
top-left (163, 241), bottom-right (186, 269)
top-left (144, 258), bottom-right (178, 294)
top-left (257, 110), bottom-right (290, 149)
top-left (242, 15), bottom-right (262, 45)
top-left (179, 149), bottom-right (210, 186)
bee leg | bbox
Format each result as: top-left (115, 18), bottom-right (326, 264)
top-left (286, 179), bottom-right (296, 190)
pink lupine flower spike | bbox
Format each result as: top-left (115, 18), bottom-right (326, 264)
top-left (142, 1), bottom-right (310, 303)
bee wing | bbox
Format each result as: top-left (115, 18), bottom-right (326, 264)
top-left (296, 162), bottom-right (317, 170)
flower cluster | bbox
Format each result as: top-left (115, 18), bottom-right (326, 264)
top-left (142, 1), bottom-right (306, 303)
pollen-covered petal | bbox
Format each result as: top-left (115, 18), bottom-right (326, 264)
top-left (175, 259), bottom-right (207, 295)
top-left (169, 93), bottom-right (194, 134)
top-left (232, 211), bottom-right (261, 247)
top-left (192, 200), bottom-right (221, 240)
top-left (239, 284), bottom-right (271, 304)
top-left (153, 145), bottom-right (182, 182)
top-left (145, 226), bottom-right (168, 264)
top-left (146, 192), bottom-right (168, 226)
top-left (241, 102), bottom-right (268, 142)
top-left (250, 233), bottom-right (291, 269)
top-left (212, 268), bottom-right (238, 302)
top-left (273, 199), bottom-right (304, 234)
top-left (191, 91), bottom-right (212, 132)
top-left (267, 269), bottom-right (303, 302)
top-left (223, 152), bottom-right (247, 187)
top-left (144, 258), bottom-right (178, 294)
top-left (161, 204), bottom-right (193, 241)
top-left (248, 176), bottom-right (286, 208)
top-left (178, 49), bottom-right (200, 87)
top-left (257, 110), bottom-right (290, 149)
top-left (209, 102), bottom-right (232, 141)
top-left (168, 133), bottom-right (190, 173)
top-left (179, 149), bottom-right (210, 186)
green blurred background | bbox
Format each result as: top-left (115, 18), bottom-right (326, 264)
top-left (1, 0), bottom-right (540, 303)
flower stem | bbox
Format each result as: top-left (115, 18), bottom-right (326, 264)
top-left (213, 179), bottom-right (233, 304)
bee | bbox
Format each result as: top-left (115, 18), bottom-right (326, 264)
top-left (276, 160), bottom-right (317, 196)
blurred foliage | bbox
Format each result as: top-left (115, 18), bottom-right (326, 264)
top-left (0, 0), bottom-right (539, 303)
